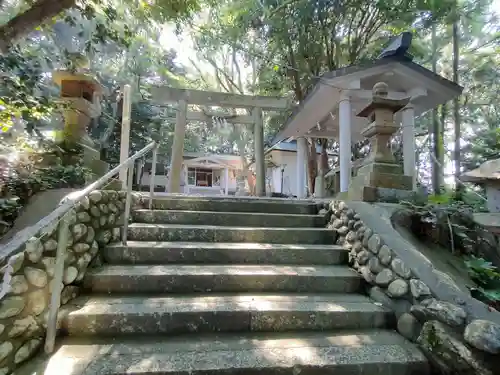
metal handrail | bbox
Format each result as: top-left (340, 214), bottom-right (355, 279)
top-left (0, 141), bottom-right (158, 264)
top-left (0, 140), bottom-right (158, 355)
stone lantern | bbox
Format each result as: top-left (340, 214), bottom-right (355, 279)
top-left (52, 54), bottom-right (109, 178)
top-left (461, 158), bottom-right (500, 213)
top-left (52, 55), bottom-right (102, 150)
top-left (347, 82), bottom-right (414, 202)
top-left (461, 159), bottom-right (500, 250)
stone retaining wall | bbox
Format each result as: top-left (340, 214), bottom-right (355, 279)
top-left (0, 190), bottom-right (133, 375)
top-left (327, 200), bottom-right (500, 375)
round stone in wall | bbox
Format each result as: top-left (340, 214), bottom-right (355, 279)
top-left (352, 242), bottom-right (363, 253)
top-left (345, 231), bottom-right (357, 243)
top-left (360, 266), bottom-right (375, 283)
top-left (24, 267), bottom-right (48, 288)
top-left (410, 298), bottom-right (466, 327)
top-left (63, 266), bottom-right (78, 285)
top-left (77, 212), bottom-right (91, 223)
top-left (357, 250), bottom-right (371, 265)
top-left (43, 239), bottom-right (58, 252)
top-left (41, 257), bottom-right (56, 277)
top-left (378, 245), bottom-right (392, 266)
top-left (73, 243), bottom-right (90, 253)
top-left (397, 313), bottom-right (422, 342)
top-left (368, 257), bottom-right (384, 274)
top-left (89, 191), bottom-right (103, 203)
top-left (387, 279), bottom-right (409, 298)
top-left (10, 275), bottom-right (29, 295)
top-left (26, 289), bottom-right (46, 316)
top-left (409, 279), bottom-right (431, 299)
top-left (0, 342), bottom-right (13, 363)
top-left (8, 252), bottom-right (25, 273)
top-left (0, 296), bottom-right (25, 319)
top-left (8, 316), bottom-right (38, 338)
top-left (72, 223), bottom-right (88, 241)
top-left (375, 268), bottom-right (394, 287)
top-left (464, 319), bottom-right (500, 354)
top-left (14, 338), bottom-right (41, 364)
top-left (362, 228), bottom-right (373, 246)
top-left (391, 258), bottom-right (411, 279)
top-left (25, 237), bottom-right (43, 263)
top-left (337, 226), bottom-right (349, 236)
top-left (367, 234), bottom-right (382, 254)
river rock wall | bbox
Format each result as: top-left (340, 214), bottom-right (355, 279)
top-left (0, 190), bottom-right (135, 375)
top-left (327, 200), bottom-right (500, 375)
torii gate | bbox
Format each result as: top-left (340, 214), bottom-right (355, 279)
top-left (147, 87), bottom-right (291, 196)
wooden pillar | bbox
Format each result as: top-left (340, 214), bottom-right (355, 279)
top-left (253, 107), bottom-right (265, 196)
top-left (224, 168), bottom-right (229, 195)
top-left (119, 84), bottom-right (132, 189)
top-left (402, 104), bottom-right (416, 189)
top-left (168, 100), bottom-right (187, 193)
top-left (339, 92), bottom-right (352, 193)
top-left (296, 137), bottom-right (307, 198)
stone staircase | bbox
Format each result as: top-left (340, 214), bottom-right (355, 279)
top-left (49, 197), bottom-right (429, 375)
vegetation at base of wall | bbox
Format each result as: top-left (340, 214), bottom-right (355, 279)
top-left (465, 256), bottom-right (500, 311)
top-left (401, 189), bottom-right (487, 256)
top-left (400, 190), bottom-right (500, 310)
top-left (0, 139), bottom-right (92, 239)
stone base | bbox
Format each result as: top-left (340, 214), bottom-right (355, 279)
top-left (354, 162), bottom-right (412, 189)
top-left (348, 186), bottom-right (417, 203)
top-left (346, 161), bottom-right (413, 202)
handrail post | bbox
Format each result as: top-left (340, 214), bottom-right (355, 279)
top-left (119, 85), bottom-right (132, 189)
top-left (149, 145), bottom-right (158, 209)
top-left (122, 163), bottom-right (134, 245)
top-left (45, 213), bottom-right (70, 354)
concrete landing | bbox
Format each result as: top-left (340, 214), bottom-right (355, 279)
top-left (83, 264), bottom-right (361, 293)
top-left (63, 293), bottom-right (391, 335)
top-left (21, 330), bottom-right (429, 375)
top-left (103, 242), bottom-right (348, 265)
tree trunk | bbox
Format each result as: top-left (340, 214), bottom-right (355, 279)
top-left (452, 13), bottom-right (462, 190)
top-left (306, 139), bottom-right (317, 195)
top-left (431, 22), bottom-right (443, 194)
top-left (0, 0), bottom-right (76, 53)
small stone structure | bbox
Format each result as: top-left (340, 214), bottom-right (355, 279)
top-left (326, 200), bottom-right (500, 374)
top-left (0, 190), bottom-right (136, 374)
top-left (52, 57), bottom-right (109, 180)
top-left (347, 82), bottom-right (414, 202)
top-left (461, 158), bottom-right (500, 213)
top-left (461, 159), bottom-right (500, 255)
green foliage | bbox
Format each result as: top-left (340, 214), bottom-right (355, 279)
top-left (465, 255), bottom-right (500, 286)
top-left (401, 188), bottom-right (488, 255)
top-left (465, 255), bottom-right (500, 309)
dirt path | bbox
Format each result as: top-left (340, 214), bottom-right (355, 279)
top-left (1, 188), bottom-right (78, 245)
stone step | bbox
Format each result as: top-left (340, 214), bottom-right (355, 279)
top-left (83, 264), bottom-right (361, 294)
top-left (132, 209), bottom-right (327, 228)
top-left (63, 294), bottom-right (393, 336)
top-left (144, 196), bottom-right (319, 214)
top-left (127, 224), bottom-right (336, 244)
top-left (47, 330), bottom-right (429, 375)
top-left (103, 241), bottom-right (348, 265)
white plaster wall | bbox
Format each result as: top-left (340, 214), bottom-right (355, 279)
top-left (141, 172), bottom-right (168, 189)
top-left (141, 168), bottom-right (238, 194)
top-left (266, 151), bottom-right (303, 197)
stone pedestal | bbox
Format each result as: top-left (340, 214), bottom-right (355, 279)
top-left (347, 82), bottom-right (414, 202)
top-left (53, 64), bottom-right (109, 179)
